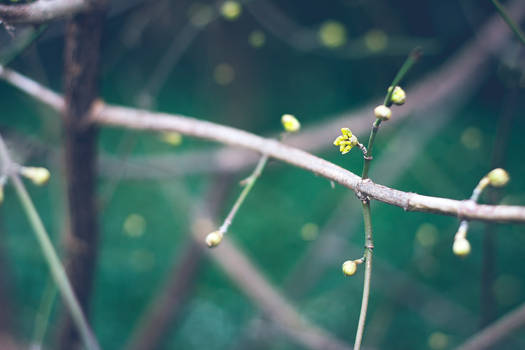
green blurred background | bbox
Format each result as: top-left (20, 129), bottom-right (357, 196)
top-left (0, 0), bottom-right (525, 349)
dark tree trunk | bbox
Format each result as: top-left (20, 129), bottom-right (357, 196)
top-left (58, 3), bottom-right (107, 350)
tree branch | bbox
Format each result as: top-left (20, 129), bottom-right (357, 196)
top-left (1, 64), bottom-right (524, 223)
top-left (90, 103), bottom-right (525, 223)
top-left (0, 0), bottom-right (91, 25)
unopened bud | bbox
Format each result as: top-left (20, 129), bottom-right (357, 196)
top-left (20, 167), bottom-right (50, 186)
top-left (374, 105), bottom-right (392, 121)
top-left (342, 260), bottom-right (357, 276)
top-left (389, 86), bottom-right (406, 105)
top-left (453, 238), bottom-right (471, 257)
top-left (487, 168), bottom-right (509, 187)
top-left (205, 231), bottom-right (223, 248)
top-left (281, 114), bottom-right (301, 132)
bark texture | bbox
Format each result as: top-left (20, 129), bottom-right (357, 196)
top-left (58, 2), bottom-right (106, 349)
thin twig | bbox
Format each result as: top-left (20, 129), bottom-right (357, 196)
top-left (354, 49), bottom-right (419, 349)
top-left (0, 135), bottom-right (100, 350)
top-left (353, 202), bottom-right (373, 350)
top-left (219, 154), bottom-right (268, 235)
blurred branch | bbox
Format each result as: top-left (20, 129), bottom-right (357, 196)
top-left (244, 0), bottom-right (438, 57)
top-left (0, 0), bottom-right (92, 25)
top-left (1, 66), bottom-right (525, 223)
top-left (491, 0), bottom-right (525, 45)
top-left (481, 86), bottom-right (518, 327)
top-left (0, 65), bottom-right (64, 111)
top-left (125, 174), bottom-right (234, 350)
top-left (456, 302), bottom-right (525, 350)
top-left (125, 240), bottom-right (204, 350)
top-left (109, 0), bottom-right (525, 178)
top-left (2, 0), bottom-right (524, 178)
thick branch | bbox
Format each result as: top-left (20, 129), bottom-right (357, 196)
top-left (0, 0), bottom-right (91, 24)
top-left (91, 103), bottom-right (525, 223)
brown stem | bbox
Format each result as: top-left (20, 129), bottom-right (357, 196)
top-left (57, 2), bottom-right (106, 350)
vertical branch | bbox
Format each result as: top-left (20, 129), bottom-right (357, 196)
top-left (58, 2), bottom-right (107, 349)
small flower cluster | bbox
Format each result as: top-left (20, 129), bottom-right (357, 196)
top-left (333, 128), bottom-right (359, 154)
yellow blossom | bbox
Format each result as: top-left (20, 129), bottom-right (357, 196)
top-left (333, 128), bottom-right (358, 154)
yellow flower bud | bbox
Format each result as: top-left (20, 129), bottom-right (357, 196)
top-left (374, 105), bottom-right (392, 120)
top-left (487, 168), bottom-right (509, 187)
top-left (0, 186), bottom-right (3, 205)
top-left (20, 167), bottom-right (50, 186)
top-left (281, 114), bottom-right (301, 132)
top-left (333, 128), bottom-right (359, 155)
top-left (342, 260), bottom-right (357, 276)
top-left (452, 238), bottom-right (471, 257)
top-left (205, 231), bottom-right (223, 248)
top-left (389, 86), bottom-right (406, 105)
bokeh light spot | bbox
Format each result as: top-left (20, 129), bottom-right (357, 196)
top-left (364, 29), bottom-right (388, 52)
top-left (221, 1), bottom-right (242, 21)
top-left (249, 30), bottom-right (266, 48)
top-left (428, 332), bottom-right (449, 350)
top-left (415, 223), bottom-right (439, 247)
top-left (301, 222), bottom-right (319, 241)
top-left (461, 127), bottom-right (482, 150)
top-left (319, 20), bottom-right (347, 48)
top-left (123, 213), bottom-right (146, 238)
top-left (214, 63), bottom-right (235, 85)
